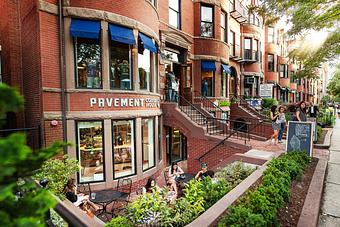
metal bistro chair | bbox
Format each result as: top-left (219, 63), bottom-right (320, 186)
top-left (111, 178), bottom-right (132, 216)
top-left (77, 183), bottom-right (92, 195)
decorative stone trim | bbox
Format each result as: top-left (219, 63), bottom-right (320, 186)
top-left (65, 89), bottom-right (161, 97)
top-left (38, 0), bottom-right (58, 15)
top-left (65, 110), bottom-right (162, 120)
top-left (42, 87), bottom-right (62, 92)
top-left (191, 54), bottom-right (229, 64)
top-left (63, 7), bottom-right (159, 42)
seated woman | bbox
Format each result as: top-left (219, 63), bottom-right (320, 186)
top-left (168, 162), bottom-right (184, 194)
top-left (63, 178), bottom-right (99, 212)
top-left (195, 163), bottom-right (209, 180)
top-left (142, 177), bottom-right (160, 194)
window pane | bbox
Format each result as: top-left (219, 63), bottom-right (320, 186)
top-left (110, 42), bottom-right (131, 90)
top-left (268, 27), bottom-right (274, 43)
top-left (138, 49), bottom-right (151, 90)
top-left (142, 118), bottom-right (155, 170)
top-left (253, 40), bottom-right (258, 51)
top-left (221, 12), bottom-right (225, 28)
top-left (77, 121), bottom-right (104, 183)
top-left (112, 120), bottom-right (135, 179)
top-left (244, 38), bottom-right (251, 49)
top-left (158, 117), bottom-right (162, 162)
top-left (221, 27), bottom-right (226, 42)
top-left (201, 6), bottom-right (213, 22)
top-left (201, 22), bottom-right (213, 37)
top-left (169, 0), bottom-right (179, 11)
top-left (169, 9), bottom-right (179, 28)
top-left (76, 38), bottom-right (101, 89)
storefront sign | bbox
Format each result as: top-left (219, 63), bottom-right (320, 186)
top-left (89, 97), bottom-right (160, 108)
top-left (260, 84), bottom-right (274, 98)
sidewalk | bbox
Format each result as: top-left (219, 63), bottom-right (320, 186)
top-left (318, 118), bottom-right (340, 226)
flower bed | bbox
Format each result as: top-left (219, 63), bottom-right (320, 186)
top-left (106, 162), bottom-right (255, 226)
top-left (217, 152), bottom-right (311, 226)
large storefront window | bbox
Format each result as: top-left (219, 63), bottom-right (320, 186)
top-left (112, 120), bottom-right (135, 179)
top-left (77, 121), bottom-right (104, 183)
top-left (110, 41), bottom-right (132, 90)
top-left (138, 47), bottom-right (151, 91)
top-left (166, 127), bottom-right (187, 165)
top-left (142, 118), bottom-right (155, 171)
top-left (202, 71), bottom-right (214, 97)
top-left (75, 38), bottom-right (101, 89)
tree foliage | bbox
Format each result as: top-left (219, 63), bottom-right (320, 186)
top-left (327, 64), bottom-right (340, 99)
top-left (0, 83), bottom-right (64, 227)
top-left (250, 0), bottom-right (340, 78)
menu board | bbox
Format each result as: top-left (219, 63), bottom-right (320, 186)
top-left (286, 121), bottom-right (313, 156)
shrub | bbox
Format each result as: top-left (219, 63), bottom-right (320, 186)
top-left (34, 155), bottom-right (79, 199)
top-left (200, 177), bottom-right (231, 210)
top-left (218, 152), bottom-right (310, 226)
top-left (215, 161), bottom-right (255, 187)
top-left (106, 216), bottom-right (132, 227)
top-left (261, 98), bottom-right (277, 109)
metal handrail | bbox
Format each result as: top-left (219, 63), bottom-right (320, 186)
top-left (198, 120), bottom-right (250, 162)
top-left (193, 91), bottom-right (226, 114)
top-left (178, 94), bottom-right (208, 127)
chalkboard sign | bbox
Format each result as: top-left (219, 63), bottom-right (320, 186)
top-left (286, 121), bottom-right (313, 156)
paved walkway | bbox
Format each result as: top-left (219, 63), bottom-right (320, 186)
top-left (319, 118), bottom-right (340, 227)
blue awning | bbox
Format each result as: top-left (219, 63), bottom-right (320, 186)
top-left (201, 61), bottom-right (216, 71)
top-left (109, 24), bottom-right (135, 45)
top-left (221, 64), bottom-right (231, 74)
top-left (138, 33), bottom-right (157, 53)
top-left (70, 19), bottom-right (100, 39)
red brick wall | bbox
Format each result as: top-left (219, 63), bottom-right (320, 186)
top-left (44, 120), bottom-right (63, 147)
top-left (21, 3), bottom-right (42, 128)
top-left (69, 0), bottom-right (159, 34)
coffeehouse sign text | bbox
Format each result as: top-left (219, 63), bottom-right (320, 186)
top-left (89, 97), bottom-right (160, 108)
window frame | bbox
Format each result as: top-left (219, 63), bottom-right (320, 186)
top-left (244, 37), bottom-right (252, 59)
top-left (220, 11), bottom-right (227, 42)
top-left (158, 116), bottom-right (163, 163)
top-left (141, 117), bottom-right (156, 172)
top-left (169, 0), bottom-right (181, 29)
top-left (267, 54), bottom-right (274, 72)
top-left (109, 40), bottom-right (133, 90)
top-left (200, 4), bottom-right (214, 38)
top-left (138, 38), bottom-right (152, 91)
top-left (111, 119), bottom-right (137, 180)
top-left (229, 30), bottom-right (236, 56)
top-left (76, 120), bottom-right (106, 184)
top-left (268, 27), bottom-right (275, 43)
top-left (74, 37), bottom-right (102, 89)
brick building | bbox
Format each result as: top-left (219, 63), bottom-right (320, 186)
top-left (0, 0), bottom-right (319, 190)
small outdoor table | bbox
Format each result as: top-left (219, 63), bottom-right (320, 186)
top-left (90, 190), bottom-right (124, 218)
top-left (175, 173), bottom-right (195, 185)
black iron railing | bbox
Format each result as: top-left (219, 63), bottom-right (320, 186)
top-left (178, 95), bottom-right (208, 126)
top-left (0, 125), bottom-right (42, 149)
top-left (193, 91), bottom-right (226, 116)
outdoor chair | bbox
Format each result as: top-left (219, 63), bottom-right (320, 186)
top-left (111, 178), bottom-right (132, 216)
top-left (77, 183), bottom-right (92, 195)
top-left (164, 167), bottom-right (170, 186)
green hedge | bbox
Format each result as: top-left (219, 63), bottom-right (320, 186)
top-left (218, 152), bottom-right (310, 227)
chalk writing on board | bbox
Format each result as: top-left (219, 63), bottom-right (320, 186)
top-left (295, 124), bottom-right (309, 137)
top-left (290, 135), bottom-right (301, 150)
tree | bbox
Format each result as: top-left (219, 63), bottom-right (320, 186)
top-left (250, 0), bottom-right (340, 78)
top-left (0, 83), bottom-right (63, 227)
top-left (327, 64), bottom-right (340, 100)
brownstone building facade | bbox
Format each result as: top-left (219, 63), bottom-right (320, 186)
top-left (0, 0), bottom-right (318, 190)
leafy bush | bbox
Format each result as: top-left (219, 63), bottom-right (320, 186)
top-left (34, 155), bottom-right (79, 199)
top-left (106, 216), bottom-right (133, 227)
top-left (215, 161), bottom-right (255, 187)
top-left (261, 98), bottom-right (277, 109)
top-left (218, 152), bottom-right (310, 226)
top-left (200, 178), bottom-right (231, 209)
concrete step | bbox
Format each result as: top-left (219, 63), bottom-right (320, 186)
top-left (241, 149), bottom-right (277, 160)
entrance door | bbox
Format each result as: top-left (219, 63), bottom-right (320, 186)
top-left (166, 127), bottom-right (187, 166)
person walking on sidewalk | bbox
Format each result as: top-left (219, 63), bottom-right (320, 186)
top-left (277, 105), bottom-right (287, 143)
top-left (269, 105), bottom-right (280, 144)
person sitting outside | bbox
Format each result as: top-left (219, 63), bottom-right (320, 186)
top-left (63, 178), bottom-right (99, 213)
top-left (168, 162), bottom-right (184, 195)
top-left (195, 163), bottom-right (209, 180)
top-left (142, 177), bottom-right (160, 195)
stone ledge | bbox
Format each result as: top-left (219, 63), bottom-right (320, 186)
top-left (297, 158), bottom-right (328, 227)
top-left (314, 129), bottom-right (332, 149)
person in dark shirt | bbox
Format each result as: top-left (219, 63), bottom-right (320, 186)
top-left (195, 163), bottom-right (209, 180)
